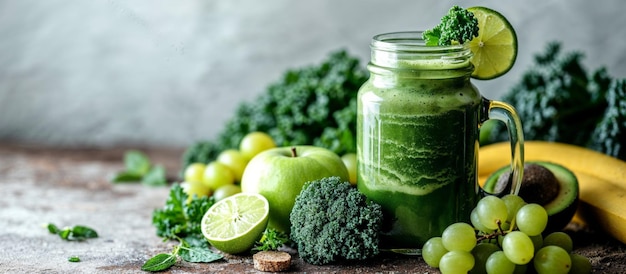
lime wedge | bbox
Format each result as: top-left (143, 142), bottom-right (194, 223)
top-left (467, 6), bottom-right (518, 80)
top-left (201, 193), bottom-right (269, 254)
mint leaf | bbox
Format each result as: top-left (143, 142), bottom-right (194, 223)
top-left (70, 225), bottom-right (98, 240)
top-left (178, 246), bottom-right (223, 263)
top-left (47, 223), bottom-right (60, 234)
top-left (141, 253), bottom-right (177, 272)
top-left (141, 166), bottom-right (167, 186)
top-left (124, 150), bottom-right (151, 176)
top-left (46, 223), bottom-right (98, 241)
top-left (111, 171), bottom-right (143, 183)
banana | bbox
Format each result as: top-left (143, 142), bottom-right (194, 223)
top-left (478, 141), bottom-right (626, 244)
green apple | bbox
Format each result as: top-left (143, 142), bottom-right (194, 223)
top-left (341, 153), bottom-right (357, 186)
top-left (240, 145), bottom-right (349, 233)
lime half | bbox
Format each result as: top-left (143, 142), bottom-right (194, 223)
top-left (467, 6), bottom-right (518, 80)
top-left (201, 192), bottom-right (269, 254)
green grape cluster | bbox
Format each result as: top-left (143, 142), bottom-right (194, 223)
top-left (422, 194), bottom-right (592, 274)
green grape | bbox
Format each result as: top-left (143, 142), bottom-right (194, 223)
top-left (471, 208), bottom-right (493, 233)
top-left (543, 232), bottom-right (573, 253)
top-left (501, 194), bottom-right (526, 222)
top-left (486, 250), bottom-right (516, 274)
top-left (533, 246), bottom-right (572, 274)
top-left (476, 196), bottom-right (508, 230)
top-left (502, 231), bottom-right (535, 265)
top-left (470, 242), bottom-right (500, 274)
top-left (422, 237), bottom-right (448, 268)
top-left (442, 222), bottom-right (477, 252)
top-left (529, 234), bottom-right (544, 254)
top-left (569, 253), bottom-right (592, 274)
top-left (515, 203), bottom-right (548, 236)
top-left (439, 250), bottom-right (475, 274)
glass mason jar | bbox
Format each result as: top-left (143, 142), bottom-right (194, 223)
top-left (357, 31), bottom-right (524, 249)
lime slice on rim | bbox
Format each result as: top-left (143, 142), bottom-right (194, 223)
top-left (201, 192), bottom-right (269, 254)
top-left (467, 6), bottom-right (518, 80)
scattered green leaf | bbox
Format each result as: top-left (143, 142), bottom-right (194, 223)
top-left (125, 150), bottom-right (151, 175)
top-left (178, 245), bottom-right (223, 263)
top-left (68, 256), bottom-right (80, 262)
top-left (141, 253), bottom-right (177, 272)
top-left (46, 223), bottom-right (98, 241)
top-left (142, 166), bottom-right (167, 186)
top-left (111, 150), bottom-right (168, 185)
top-left (142, 237), bottom-right (222, 272)
top-left (110, 171), bottom-right (143, 183)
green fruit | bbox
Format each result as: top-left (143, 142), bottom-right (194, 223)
top-left (184, 163), bottom-right (206, 184)
top-left (239, 131), bottom-right (276, 161)
top-left (341, 153), bottom-right (357, 186)
top-left (201, 193), bottom-right (269, 254)
top-left (213, 184), bottom-right (242, 202)
top-left (180, 181), bottom-right (210, 201)
top-left (217, 149), bottom-right (248, 182)
top-left (484, 161), bottom-right (579, 233)
top-left (202, 161), bottom-right (235, 191)
top-left (240, 146), bottom-right (349, 233)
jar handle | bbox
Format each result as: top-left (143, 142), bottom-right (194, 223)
top-left (479, 97), bottom-right (525, 196)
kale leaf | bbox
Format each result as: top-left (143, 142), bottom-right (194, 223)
top-left (484, 42), bottom-right (626, 161)
top-left (182, 50), bottom-right (368, 170)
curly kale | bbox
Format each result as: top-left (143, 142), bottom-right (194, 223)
top-left (423, 5), bottom-right (479, 46)
top-left (152, 184), bottom-right (215, 240)
top-left (182, 50), bottom-right (368, 170)
top-left (590, 79), bottom-right (626, 159)
top-left (483, 42), bottom-right (626, 160)
top-left (289, 176), bottom-right (383, 265)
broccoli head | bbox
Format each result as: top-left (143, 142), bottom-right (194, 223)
top-left (423, 5), bottom-right (479, 46)
top-left (289, 176), bottom-right (383, 265)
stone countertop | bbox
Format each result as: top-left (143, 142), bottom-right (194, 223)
top-left (1, 143), bottom-right (625, 273)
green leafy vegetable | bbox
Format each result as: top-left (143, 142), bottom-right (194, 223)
top-left (178, 244), bottom-right (223, 263)
top-left (125, 150), bottom-right (151, 175)
top-left (111, 150), bottom-right (167, 186)
top-left (46, 223), bottom-right (98, 241)
top-left (181, 50), bottom-right (368, 171)
top-left (152, 184), bottom-right (214, 240)
top-left (253, 228), bottom-right (290, 252)
top-left (68, 256), bottom-right (80, 262)
top-left (483, 42), bottom-right (625, 160)
top-left (423, 5), bottom-right (479, 46)
top-left (590, 79), bottom-right (626, 159)
top-left (289, 176), bottom-right (383, 265)
top-left (142, 253), bottom-right (177, 272)
top-left (141, 166), bottom-right (167, 186)
top-left (142, 237), bottom-right (223, 272)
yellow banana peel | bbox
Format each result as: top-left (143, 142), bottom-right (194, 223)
top-left (479, 141), bottom-right (626, 244)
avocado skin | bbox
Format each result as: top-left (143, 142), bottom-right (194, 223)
top-left (484, 161), bottom-right (580, 233)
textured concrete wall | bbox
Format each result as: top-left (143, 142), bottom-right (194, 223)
top-left (1, 0), bottom-right (625, 148)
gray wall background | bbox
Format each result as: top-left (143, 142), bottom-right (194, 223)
top-left (1, 0), bottom-right (625, 148)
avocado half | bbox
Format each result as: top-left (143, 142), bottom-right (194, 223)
top-left (483, 161), bottom-right (579, 233)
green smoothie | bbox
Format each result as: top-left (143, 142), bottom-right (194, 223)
top-left (357, 37), bottom-right (482, 248)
